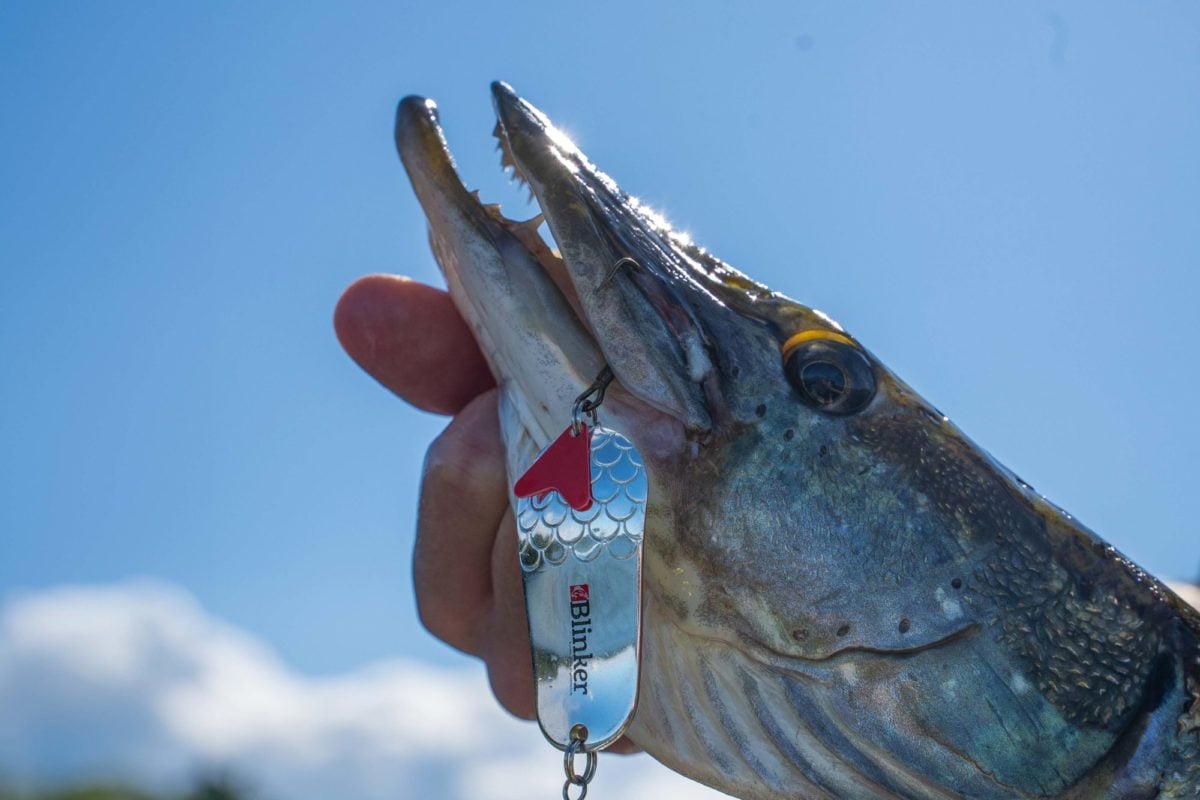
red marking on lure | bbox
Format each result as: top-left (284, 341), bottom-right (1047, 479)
top-left (514, 424), bottom-right (593, 512)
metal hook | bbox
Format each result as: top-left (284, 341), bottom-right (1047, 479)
top-left (599, 256), bottom-right (640, 289)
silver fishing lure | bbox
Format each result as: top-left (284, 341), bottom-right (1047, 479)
top-left (513, 369), bottom-right (647, 797)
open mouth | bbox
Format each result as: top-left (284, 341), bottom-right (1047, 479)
top-left (394, 90), bottom-right (581, 327)
top-left (394, 82), bottom-right (735, 445)
top-left (393, 85), bottom-right (612, 451)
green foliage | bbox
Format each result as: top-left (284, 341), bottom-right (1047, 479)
top-left (0, 776), bottom-right (251, 800)
top-left (0, 788), bottom-right (153, 800)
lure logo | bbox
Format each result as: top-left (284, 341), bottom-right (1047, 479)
top-left (569, 583), bottom-right (592, 694)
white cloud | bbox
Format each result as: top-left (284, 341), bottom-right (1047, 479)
top-left (0, 581), bottom-right (729, 800)
top-left (6, 581), bottom-right (1193, 799)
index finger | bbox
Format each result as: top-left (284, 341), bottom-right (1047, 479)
top-left (334, 274), bottom-right (494, 414)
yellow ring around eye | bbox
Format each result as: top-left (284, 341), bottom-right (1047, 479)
top-left (781, 329), bottom-right (858, 361)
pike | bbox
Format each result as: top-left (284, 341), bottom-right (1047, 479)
top-left (393, 82), bottom-right (1200, 798)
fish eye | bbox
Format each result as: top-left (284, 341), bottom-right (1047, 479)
top-left (782, 333), bottom-right (876, 416)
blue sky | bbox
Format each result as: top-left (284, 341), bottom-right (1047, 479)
top-left (1, 0), bottom-right (1198, 724)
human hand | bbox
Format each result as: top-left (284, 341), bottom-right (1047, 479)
top-left (334, 273), bottom-right (534, 718)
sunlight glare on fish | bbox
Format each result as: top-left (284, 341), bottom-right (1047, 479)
top-left (628, 195), bottom-right (673, 234)
top-left (671, 229), bottom-right (694, 247)
top-left (544, 121), bottom-right (580, 156)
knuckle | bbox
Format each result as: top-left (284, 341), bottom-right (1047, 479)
top-left (421, 429), bottom-right (461, 482)
top-left (421, 415), bottom-right (501, 493)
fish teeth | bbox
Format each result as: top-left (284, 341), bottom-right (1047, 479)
top-left (468, 188), bottom-right (507, 221)
top-left (493, 120), bottom-right (531, 190)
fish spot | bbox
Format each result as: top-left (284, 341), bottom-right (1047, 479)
top-left (951, 577), bottom-right (963, 590)
top-left (819, 445), bottom-right (828, 458)
top-left (791, 628), bottom-right (808, 642)
top-left (898, 618), bottom-right (911, 634)
top-left (934, 587), bottom-right (963, 620)
top-left (836, 623), bottom-right (851, 637)
top-left (784, 429), bottom-right (794, 441)
top-left (755, 403), bottom-right (767, 417)
top-left (731, 365), bottom-right (740, 378)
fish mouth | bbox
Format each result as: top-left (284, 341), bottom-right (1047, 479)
top-left (394, 82), bottom-right (763, 454)
top-left (393, 92), bottom-right (600, 453)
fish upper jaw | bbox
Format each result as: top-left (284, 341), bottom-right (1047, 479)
top-left (491, 81), bottom-right (749, 436)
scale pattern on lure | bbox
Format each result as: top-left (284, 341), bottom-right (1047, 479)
top-left (517, 428), bottom-right (647, 572)
top-left (392, 82), bottom-right (1200, 798)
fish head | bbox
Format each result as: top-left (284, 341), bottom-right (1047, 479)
top-left (395, 84), bottom-right (1200, 799)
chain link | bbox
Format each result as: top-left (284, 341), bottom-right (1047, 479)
top-left (561, 726), bottom-right (598, 800)
top-left (571, 365), bottom-right (614, 436)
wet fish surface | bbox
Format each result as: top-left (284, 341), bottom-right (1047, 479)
top-left (392, 82), bottom-right (1200, 798)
